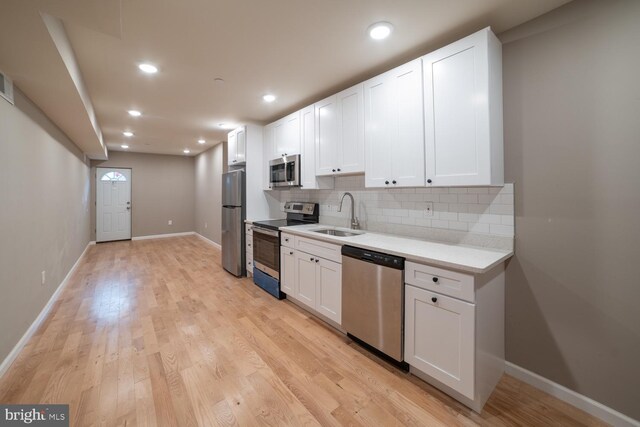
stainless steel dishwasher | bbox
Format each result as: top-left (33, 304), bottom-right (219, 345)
top-left (341, 245), bottom-right (407, 367)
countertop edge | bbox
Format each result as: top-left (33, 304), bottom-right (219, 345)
top-left (279, 226), bottom-right (513, 274)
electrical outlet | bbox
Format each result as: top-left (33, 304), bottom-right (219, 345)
top-left (425, 202), bottom-right (434, 217)
top-left (168, 220), bottom-right (173, 225)
top-left (41, 270), bottom-right (46, 286)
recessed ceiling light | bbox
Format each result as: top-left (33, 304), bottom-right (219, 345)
top-left (218, 123), bottom-right (235, 130)
top-left (138, 63), bottom-right (158, 74)
top-left (128, 110), bottom-right (142, 117)
top-left (198, 139), bottom-right (206, 144)
top-left (263, 94), bottom-right (276, 103)
top-left (121, 144), bottom-right (129, 149)
top-left (183, 149), bottom-right (190, 154)
top-left (368, 22), bottom-right (393, 40)
top-left (123, 131), bottom-right (134, 137)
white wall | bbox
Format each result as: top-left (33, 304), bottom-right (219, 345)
top-left (195, 143), bottom-right (225, 243)
top-left (0, 88), bottom-right (90, 365)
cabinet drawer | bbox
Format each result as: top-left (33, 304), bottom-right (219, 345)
top-left (281, 232), bottom-right (295, 248)
top-left (405, 261), bottom-right (474, 302)
top-left (294, 236), bottom-right (341, 263)
top-left (245, 224), bottom-right (254, 236)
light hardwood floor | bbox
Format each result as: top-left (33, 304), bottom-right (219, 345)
top-left (0, 236), bottom-right (606, 426)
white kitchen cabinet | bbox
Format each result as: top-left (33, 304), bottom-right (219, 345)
top-left (404, 260), bottom-right (505, 412)
top-left (295, 251), bottom-right (317, 309)
top-left (280, 246), bottom-right (296, 295)
top-left (315, 257), bottom-right (342, 324)
top-left (262, 123), bottom-right (274, 190)
top-left (300, 105), bottom-right (334, 189)
top-left (422, 27), bottom-right (503, 187)
top-left (227, 126), bottom-right (246, 165)
top-left (315, 83), bottom-right (364, 176)
top-left (405, 284), bottom-right (475, 399)
top-left (282, 237), bottom-right (343, 326)
top-left (364, 59), bottom-right (425, 188)
top-left (272, 111), bottom-right (301, 158)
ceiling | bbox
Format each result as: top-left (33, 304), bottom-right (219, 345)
top-left (1, 0), bottom-right (571, 158)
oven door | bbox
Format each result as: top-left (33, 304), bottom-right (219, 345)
top-left (252, 227), bottom-right (280, 279)
top-left (269, 155), bottom-right (300, 188)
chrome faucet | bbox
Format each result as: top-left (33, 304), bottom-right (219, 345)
top-left (338, 192), bottom-right (360, 230)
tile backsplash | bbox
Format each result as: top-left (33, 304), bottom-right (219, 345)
top-left (267, 175), bottom-right (514, 251)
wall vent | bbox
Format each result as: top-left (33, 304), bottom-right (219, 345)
top-left (0, 70), bottom-right (15, 105)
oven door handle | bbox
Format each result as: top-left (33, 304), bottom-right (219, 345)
top-left (252, 227), bottom-right (280, 238)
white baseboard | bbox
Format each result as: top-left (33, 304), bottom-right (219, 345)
top-left (505, 362), bottom-right (639, 427)
top-left (195, 233), bottom-right (221, 250)
top-left (131, 231), bottom-right (195, 241)
top-left (0, 242), bottom-right (92, 379)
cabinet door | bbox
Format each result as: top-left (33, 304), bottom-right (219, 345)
top-left (391, 60), bottom-right (425, 187)
top-left (280, 247), bottom-right (296, 295)
top-left (364, 60), bottom-right (424, 188)
top-left (300, 106), bottom-right (317, 188)
top-left (263, 123), bottom-right (275, 189)
top-left (235, 126), bottom-right (246, 164)
top-left (315, 95), bottom-right (338, 176)
top-left (274, 112), bottom-right (300, 157)
top-left (227, 130), bottom-right (237, 165)
top-left (295, 251), bottom-right (317, 309)
top-left (364, 73), bottom-right (393, 187)
top-left (336, 84), bottom-right (364, 174)
top-left (315, 258), bottom-right (342, 324)
top-left (423, 28), bottom-right (500, 186)
top-left (405, 285), bottom-right (475, 399)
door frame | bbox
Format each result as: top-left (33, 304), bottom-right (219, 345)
top-left (96, 167), bottom-right (133, 243)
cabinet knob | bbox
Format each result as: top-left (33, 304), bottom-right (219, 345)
top-left (310, 257), bottom-right (314, 261)
top-left (427, 179), bottom-right (432, 184)
top-left (315, 259), bottom-right (319, 263)
top-left (432, 277), bottom-right (438, 283)
top-left (248, 243), bottom-right (251, 247)
top-left (392, 180), bottom-right (397, 185)
top-left (285, 238), bottom-right (289, 242)
top-left (289, 251), bottom-right (294, 255)
top-left (332, 169), bottom-right (336, 172)
top-left (337, 168), bottom-right (341, 172)
top-left (385, 180), bottom-right (389, 185)
top-left (431, 297), bottom-right (438, 303)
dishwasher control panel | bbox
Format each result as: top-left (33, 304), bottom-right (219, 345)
top-left (341, 245), bottom-right (405, 270)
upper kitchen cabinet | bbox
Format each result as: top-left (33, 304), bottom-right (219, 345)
top-left (272, 111), bottom-right (301, 158)
top-left (227, 125), bottom-right (246, 166)
top-left (364, 59), bottom-right (425, 188)
top-left (315, 83), bottom-right (365, 176)
top-left (422, 27), bottom-right (504, 187)
top-left (300, 105), bottom-right (334, 189)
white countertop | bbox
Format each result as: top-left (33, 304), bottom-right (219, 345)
top-left (279, 224), bottom-right (512, 274)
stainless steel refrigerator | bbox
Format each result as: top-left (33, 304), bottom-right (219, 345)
top-left (222, 170), bottom-right (245, 276)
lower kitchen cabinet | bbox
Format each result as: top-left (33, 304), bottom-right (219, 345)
top-left (404, 261), bottom-right (505, 412)
top-left (405, 285), bottom-right (475, 399)
top-left (315, 257), bottom-right (342, 323)
top-left (280, 243), bottom-right (342, 326)
top-left (280, 246), bottom-right (295, 294)
top-left (295, 251), bottom-right (317, 309)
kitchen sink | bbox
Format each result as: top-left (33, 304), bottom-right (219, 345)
top-left (313, 229), bottom-right (364, 237)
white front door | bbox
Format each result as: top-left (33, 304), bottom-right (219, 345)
top-left (96, 168), bottom-right (132, 242)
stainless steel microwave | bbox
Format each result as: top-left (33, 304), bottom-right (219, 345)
top-left (269, 154), bottom-right (301, 188)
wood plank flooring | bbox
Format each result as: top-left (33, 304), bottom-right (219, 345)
top-left (0, 236), bottom-right (606, 426)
